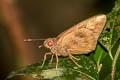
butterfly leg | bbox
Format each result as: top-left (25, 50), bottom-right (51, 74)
top-left (55, 53), bottom-right (59, 70)
top-left (67, 49), bottom-right (80, 60)
top-left (49, 54), bottom-right (54, 64)
top-left (71, 55), bottom-right (80, 60)
top-left (41, 52), bottom-right (52, 68)
top-left (69, 53), bottom-right (82, 68)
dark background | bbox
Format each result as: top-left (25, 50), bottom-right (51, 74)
top-left (0, 0), bottom-right (115, 80)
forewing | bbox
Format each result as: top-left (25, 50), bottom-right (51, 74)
top-left (56, 14), bottom-right (106, 54)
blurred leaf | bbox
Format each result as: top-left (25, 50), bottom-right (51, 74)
top-left (99, 0), bottom-right (120, 74)
top-left (94, 0), bottom-right (120, 79)
top-left (99, 41), bottom-right (120, 80)
top-left (99, 0), bottom-right (120, 52)
top-left (93, 44), bottom-right (107, 72)
top-left (116, 41), bottom-right (120, 72)
top-left (93, 44), bottom-right (107, 64)
top-left (104, 72), bottom-right (120, 80)
top-left (7, 56), bottom-right (98, 80)
top-left (99, 52), bottom-right (112, 80)
top-left (99, 33), bottom-right (120, 80)
top-left (115, 72), bottom-right (120, 80)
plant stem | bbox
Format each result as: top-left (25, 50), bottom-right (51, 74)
top-left (108, 50), bottom-right (113, 60)
top-left (111, 44), bottom-right (120, 80)
top-left (97, 50), bottom-right (103, 72)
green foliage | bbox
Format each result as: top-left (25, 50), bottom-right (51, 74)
top-left (93, 44), bottom-right (107, 72)
top-left (95, 0), bottom-right (120, 79)
top-left (7, 56), bottom-right (98, 80)
top-left (6, 0), bottom-right (120, 80)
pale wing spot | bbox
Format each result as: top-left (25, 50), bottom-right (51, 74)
top-left (96, 15), bottom-right (106, 22)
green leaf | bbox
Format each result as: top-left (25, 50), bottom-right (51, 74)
top-left (99, 54), bottom-right (112, 80)
top-left (97, 0), bottom-right (120, 79)
top-left (99, 0), bottom-right (120, 60)
top-left (6, 56), bottom-right (98, 80)
top-left (116, 41), bottom-right (120, 72)
top-left (104, 72), bottom-right (120, 80)
top-left (93, 44), bottom-right (107, 72)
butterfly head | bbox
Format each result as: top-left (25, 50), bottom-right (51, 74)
top-left (44, 38), bottom-right (55, 49)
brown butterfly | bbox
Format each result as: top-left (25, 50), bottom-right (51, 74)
top-left (25, 14), bottom-right (106, 70)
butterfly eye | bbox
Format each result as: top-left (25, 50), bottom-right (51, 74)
top-left (47, 41), bottom-right (53, 46)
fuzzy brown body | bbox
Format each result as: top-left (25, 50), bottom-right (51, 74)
top-left (43, 14), bottom-right (106, 69)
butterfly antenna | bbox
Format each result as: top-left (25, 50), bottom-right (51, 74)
top-left (38, 44), bottom-right (44, 48)
top-left (24, 38), bottom-right (46, 42)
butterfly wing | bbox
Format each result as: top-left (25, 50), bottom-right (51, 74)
top-left (56, 14), bottom-right (106, 55)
